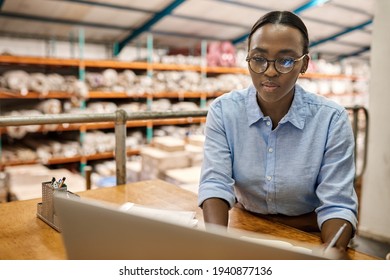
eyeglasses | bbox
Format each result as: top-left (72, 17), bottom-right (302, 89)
top-left (246, 54), bottom-right (307, 74)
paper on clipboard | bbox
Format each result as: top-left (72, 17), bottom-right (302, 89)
top-left (120, 202), bottom-right (198, 227)
top-left (240, 236), bottom-right (313, 255)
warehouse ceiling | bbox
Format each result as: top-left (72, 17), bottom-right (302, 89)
top-left (0, 0), bottom-right (375, 62)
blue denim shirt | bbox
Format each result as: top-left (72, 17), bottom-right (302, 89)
top-left (198, 84), bottom-right (358, 230)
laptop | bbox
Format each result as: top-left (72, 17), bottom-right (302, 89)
top-left (54, 193), bottom-right (328, 260)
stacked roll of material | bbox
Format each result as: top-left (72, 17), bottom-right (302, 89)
top-left (2, 70), bottom-right (29, 95)
top-left (22, 138), bottom-right (81, 163)
top-left (28, 73), bottom-right (50, 96)
top-left (4, 110), bottom-right (42, 139)
top-left (207, 41), bottom-right (236, 67)
top-left (1, 144), bottom-right (37, 163)
top-left (82, 131), bottom-right (115, 155)
top-left (63, 76), bottom-right (88, 99)
top-left (1, 71), bottom-right (89, 98)
top-left (86, 101), bottom-right (117, 113)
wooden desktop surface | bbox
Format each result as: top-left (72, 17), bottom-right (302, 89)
top-left (0, 179), bottom-right (376, 260)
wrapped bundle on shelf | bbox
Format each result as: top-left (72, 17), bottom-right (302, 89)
top-left (22, 110), bottom-right (43, 133)
top-left (36, 99), bottom-right (62, 114)
top-left (219, 41), bottom-right (236, 67)
top-left (317, 80), bottom-right (331, 95)
top-left (85, 72), bottom-right (105, 90)
top-left (171, 101), bottom-right (199, 111)
top-left (117, 70), bottom-right (137, 89)
top-left (160, 54), bottom-right (203, 66)
top-left (149, 78), bottom-right (167, 94)
top-left (297, 79), bottom-right (318, 94)
top-left (217, 74), bottom-right (251, 91)
top-left (118, 102), bottom-right (143, 113)
top-left (46, 73), bottom-right (66, 92)
top-left (53, 140), bottom-right (81, 159)
top-left (28, 73), bottom-right (50, 96)
top-left (5, 123), bottom-right (28, 139)
top-left (136, 75), bottom-right (153, 94)
top-left (2, 70), bottom-right (29, 95)
top-left (23, 138), bottom-right (81, 163)
top-left (36, 99), bottom-right (62, 131)
top-left (153, 125), bottom-right (189, 139)
top-left (199, 77), bottom-right (224, 93)
top-left (199, 74), bottom-right (251, 93)
top-left (4, 110), bottom-right (42, 138)
top-left (235, 49), bottom-right (249, 68)
top-left (64, 76), bottom-right (88, 99)
top-left (154, 71), bottom-right (202, 94)
top-left (82, 131), bottom-right (115, 155)
top-left (177, 71), bottom-right (202, 93)
top-left (207, 42), bottom-right (222, 67)
top-left (82, 130), bottom-right (144, 155)
top-left (87, 101), bottom-right (117, 113)
top-left (150, 99), bottom-right (171, 111)
top-left (331, 79), bottom-right (352, 95)
top-left (1, 144), bottom-right (37, 163)
top-left (207, 41), bottom-right (236, 67)
top-left (307, 59), bottom-right (342, 75)
top-left (102, 68), bottom-right (118, 88)
top-left (126, 131), bottom-right (145, 149)
top-left (353, 79), bottom-right (369, 94)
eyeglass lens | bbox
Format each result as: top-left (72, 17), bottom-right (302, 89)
top-left (248, 56), bottom-right (301, 74)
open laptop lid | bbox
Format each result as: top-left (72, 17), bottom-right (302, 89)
top-left (54, 193), bottom-right (328, 260)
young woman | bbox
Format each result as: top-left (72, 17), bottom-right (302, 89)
top-left (198, 11), bottom-right (358, 253)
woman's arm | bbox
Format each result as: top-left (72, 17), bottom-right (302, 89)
top-left (315, 109), bottom-right (358, 235)
top-left (321, 218), bottom-right (353, 251)
top-left (202, 198), bottom-right (230, 228)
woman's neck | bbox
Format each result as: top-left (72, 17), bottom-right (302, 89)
top-left (257, 92), bottom-right (294, 129)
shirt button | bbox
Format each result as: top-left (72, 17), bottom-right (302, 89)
top-left (266, 121), bottom-right (271, 126)
top-left (266, 176), bottom-right (272, 181)
top-left (268, 147), bottom-right (273, 153)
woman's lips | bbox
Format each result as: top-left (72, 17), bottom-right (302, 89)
top-left (261, 82), bottom-right (279, 92)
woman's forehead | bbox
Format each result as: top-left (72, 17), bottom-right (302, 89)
top-left (249, 23), bottom-right (304, 53)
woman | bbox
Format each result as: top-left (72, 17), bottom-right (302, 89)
top-left (198, 11), bottom-right (358, 253)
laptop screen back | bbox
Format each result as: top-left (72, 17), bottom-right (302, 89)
top-left (54, 194), bottom-right (326, 260)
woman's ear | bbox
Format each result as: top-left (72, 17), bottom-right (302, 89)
top-left (300, 54), bottom-right (310, 74)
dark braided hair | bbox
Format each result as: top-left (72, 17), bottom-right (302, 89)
top-left (247, 11), bottom-right (309, 54)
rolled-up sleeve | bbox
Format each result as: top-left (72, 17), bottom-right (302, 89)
top-left (198, 99), bottom-right (236, 208)
top-left (315, 109), bottom-right (358, 231)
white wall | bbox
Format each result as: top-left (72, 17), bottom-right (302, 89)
top-left (359, 0), bottom-right (390, 242)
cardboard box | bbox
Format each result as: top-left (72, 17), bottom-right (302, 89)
top-left (140, 147), bottom-right (190, 180)
top-left (153, 136), bottom-right (185, 152)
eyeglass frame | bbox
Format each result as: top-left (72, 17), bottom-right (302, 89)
top-left (246, 53), bottom-right (308, 74)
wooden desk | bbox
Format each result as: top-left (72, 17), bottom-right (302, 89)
top-left (0, 179), bottom-right (376, 260)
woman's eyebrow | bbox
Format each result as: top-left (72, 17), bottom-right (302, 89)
top-left (249, 47), bottom-right (298, 55)
top-left (249, 47), bottom-right (267, 53)
top-left (278, 49), bottom-right (299, 55)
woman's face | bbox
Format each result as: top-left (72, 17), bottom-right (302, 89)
top-left (248, 23), bottom-right (309, 104)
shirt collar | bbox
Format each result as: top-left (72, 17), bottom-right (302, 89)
top-left (245, 84), bottom-right (306, 130)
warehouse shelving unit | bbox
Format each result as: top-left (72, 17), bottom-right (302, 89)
top-left (0, 54), bottom-right (368, 171)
